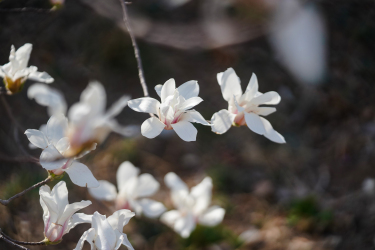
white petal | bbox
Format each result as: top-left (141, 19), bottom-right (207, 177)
top-left (191, 177), bottom-right (212, 215)
top-left (106, 95), bottom-right (130, 118)
top-left (107, 209), bottom-right (135, 231)
top-left (51, 181), bottom-right (69, 216)
top-left (161, 78), bottom-right (176, 102)
top-left (127, 97), bottom-right (160, 115)
top-left (46, 114), bottom-right (68, 145)
top-left (198, 206), bottom-right (225, 227)
top-left (28, 71), bottom-right (54, 83)
top-left (160, 210), bottom-right (182, 227)
top-left (27, 84), bottom-right (66, 116)
top-left (39, 185), bottom-right (59, 224)
top-left (117, 232), bottom-right (134, 250)
top-left (164, 172), bottom-right (188, 193)
top-left (80, 81), bottom-right (106, 116)
top-left (180, 110), bottom-right (210, 126)
top-left (177, 80), bottom-right (199, 100)
top-left (55, 137), bottom-right (70, 154)
top-left (218, 68), bottom-right (242, 102)
top-left (116, 161), bottom-right (140, 192)
top-left (216, 72), bottom-right (224, 85)
top-left (92, 212), bottom-right (116, 250)
top-left (138, 198), bottom-right (166, 218)
top-left (141, 117), bottom-right (165, 139)
top-left (178, 97), bottom-right (203, 111)
top-left (74, 228), bottom-right (96, 250)
top-left (254, 107), bottom-right (277, 116)
top-left (40, 145), bottom-right (67, 170)
top-left (245, 73), bottom-right (259, 97)
top-left (211, 110), bottom-right (236, 134)
top-left (260, 117), bottom-right (286, 144)
top-left (65, 161), bottom-right (100, 188)
top-left (251, 91), bottom-right (281, 105)
top-left (88, 180), bottom-right (118, 201)
top-left (174, 213), bottom-right (196, 238)
top-left (244, 112), bottom-right (266, 135)
top-left (57, 199), bottom-right (92, 225)
top-left (135, 173), bottom-right (160, 197)
top-left (155, 84), bottom-right (162, 98)
top-left (171, 121), bottom-right (197, 142)
top-left (24, 129), bottom-right (48, 149)
top-left (65, 213), bottom-right (93, 235)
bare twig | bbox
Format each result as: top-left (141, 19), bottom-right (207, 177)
top-left (0, 176), bottom-right (51, 206)
top-left (0, 229), bottom-right (45, 248)
top-left (0, 8), bottom-right (51, 13)
top-left (0, 233), bottom-right (29, 250)
top-left (119, 0), bottom-right (149, 98)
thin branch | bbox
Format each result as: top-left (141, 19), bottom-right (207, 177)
top-left (0, 176), bottom-right (51, 206)
top-left (0, 234), bottom-right (29, 250)
top-left (0, 229), bottom-right (45, 247)
top-left (119, 0), bottom-right (149, 98)
top-left (0, 8), bottom-right (52, 13)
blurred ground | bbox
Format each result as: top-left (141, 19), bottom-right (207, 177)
top-left (1, 0), bottom-right (375, 249)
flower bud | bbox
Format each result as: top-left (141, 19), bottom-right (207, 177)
top-left (45, 222), bottom-right (64, 242)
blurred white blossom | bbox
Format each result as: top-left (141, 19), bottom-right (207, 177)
top-left (39, 181), bottom-right (92, 243)
top-left (25, 114), bottom-right (99, 188)
top-left (161, 173), bottom-right (225, 238)
top-left (269, 0), bottom-right (326, 84)
top-left (128, 79), bottom-right (210, 142)
top-left (0, 43), bottom-right (54, 94)
top-left (67, 81), bottom-right (130, 157)
top-left (211, 68), bottom-right (285, 143)
top-left (89, 161), bottom-right (166, 218)
top-left (74, 210), bottom-right (134, 250)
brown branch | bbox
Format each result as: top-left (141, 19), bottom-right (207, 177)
top-left (0, 229), bottom-right (46, 248)
top-left (0, 233), bottom-right (29, 250)
top-left (0, 176), bottom-right (51, 206)
top-left (119, 0), bottom-right (149, 98)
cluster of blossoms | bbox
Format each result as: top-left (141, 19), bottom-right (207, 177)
top-left (0, 42), bottom-right (286, 249)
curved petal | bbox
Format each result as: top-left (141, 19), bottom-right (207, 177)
top-left (58, 200), bottom-right (92, 226)
top-left (138, 198), bottom-right (166, 218)
top-left (171, 121), bottom-right (197, 142)
top-left (28, 71), bottom-right (54, 84)
top-left (251, 91), bottom-right (281, 105)
top-left (46, 114), bottom-right (68, 145)
top-left (74, 228), bottom-right (96, 250)
top-left (260, 117), bottom-right (286, 144)
top-left (178, 97), bottom-right (203, 111)
top-left (155, 84), bottom-right (162, 98)
top-left (198, 206), bottom-right (225, 227)
top-left (55, 137), bottom-right (70, 155)
top-left (164, 172), bottom-right (188, 193)
top-left (245, 73), bottom-right (259, 97)
top-left (253, 107), bottom-right (277, 116)
top-left (107, 209), bottom-right (135, 231)
top-left (134, 173), bottom-right (160, 198)
top-left (191, 177), bottom-right (212, 215)
top-left (141, 117), bottom-right (165, 139)
top-left (80, 81), bottom-right (106, 116)
top-left (218, 68), bottom-right (242, 102)
top-left (27, 84), bottom-right (67, 116)
top-left (39, 185), bottom-right (59, 224)
top-left (65, 213), bottom-right (93, 235)
top-left (211, 110), bottom-right (236, 134)
top-left (25, 129), bottom-right (48, 149)
top-left (92, 212), bottom-right (116, 250)
top-left (244, 112), bottom-right (266, 135)
top-left (180, 110), bottom-right (210, 126)
top-left (127, 97), bottom-right (160, 115)
top-left (161, 79), bottom-right (176, 102)
top-left (64, 161), bottom-right (99, 188)
top-left (116, 161), bottom-right (140, 192)
top-left (174, 213), bottom-right (196, 238)
top-left (88, 180), bottom-right (118, 201)
top-left (106, 95), bottom-right (130, 118)
top-left (15, 43), bottom-right (32, 69)
top-left (40, 145), bottom-right (67, 170)
top-left (160, 210), bottom-right (182, 227)
top-left (177, 80), bottom-right (199, 100)
top-left (117, 232), bottom-right (134, 250)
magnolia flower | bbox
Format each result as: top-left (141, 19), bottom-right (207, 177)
top-left (128, 79), bottom-right (210, 142)
top-left (211, 68), bottom-right (285, 143)
top-left (66, 81), bottom-right (130, 157)
top-left (39, 181), bottom-right (92, 243)
top-left (89, 161), bottom-right (166, 218)
top-left (25, 114), bottom-right (99, 188)
top-left (161, 173), bottom-right (225, 238)
top-left (0, 43), bottom-right (53, 94)
top-left (74, 210), bottom-right (135, 250)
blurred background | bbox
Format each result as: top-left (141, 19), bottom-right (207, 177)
top-left (0, 0), bottom-right (375, 249)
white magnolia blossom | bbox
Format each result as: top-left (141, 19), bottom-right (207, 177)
top-left (66, 81), bottom-right (130, 157)
top-left (0, 43), bottom-right (53, 94)
top-left (74, 210), bottom-right (135, 250)
top-left (25, 114), bottom-right (99, 188)
top-left (128, 79), bottom-right (210, 142)
top-left (211, 68), bottom-right (285, 143)
top-left (161, 173), bottom-right (225, 238)
top-left (39, 181), bottom-right (92, 243)
top-left (89, 161), bottom-right (166, 218)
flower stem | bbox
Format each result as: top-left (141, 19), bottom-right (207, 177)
top-left (0, 176), bottom-right (51, 206)
top-left (0, 229), bottom-right (46, 248)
